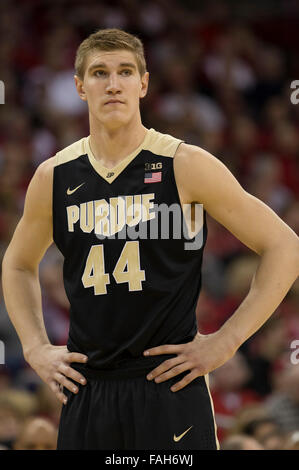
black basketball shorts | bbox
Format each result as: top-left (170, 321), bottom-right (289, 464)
top-left (57, 364), bottom-right (219, 450)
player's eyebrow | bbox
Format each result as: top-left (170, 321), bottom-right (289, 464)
top-left (88, 62), bottom-right (137, 72)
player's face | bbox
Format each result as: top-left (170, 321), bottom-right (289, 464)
top-left (75, 50), bottom-right (149, 128)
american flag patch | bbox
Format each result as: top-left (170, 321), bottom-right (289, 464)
top-left (144, 171), bottom-right (162, 183)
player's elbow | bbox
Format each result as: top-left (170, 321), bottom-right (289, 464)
top-left (2, 244), bottom-right (38, 277)
top-left (2, 245), bottom-right (13, 273)
top-left (263, 229), bottom-right (299, 269)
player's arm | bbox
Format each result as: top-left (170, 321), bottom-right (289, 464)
top-left (2, 159), bottom-right (54, 355)
top-left (2, 158), bottom-right (87, 403)
top-left (144, 143), bottom-right (299, 392)
top-left (175, 143), bottom-right (299, 347)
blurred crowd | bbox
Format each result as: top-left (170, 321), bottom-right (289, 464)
top-left (0, 0), bottom-right (299, 450)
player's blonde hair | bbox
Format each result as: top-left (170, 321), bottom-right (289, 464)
top-left (75, 28), bottom-right (147, 79)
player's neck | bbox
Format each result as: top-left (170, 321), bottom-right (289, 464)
top-left (89, 118), bottom-right (148, 169)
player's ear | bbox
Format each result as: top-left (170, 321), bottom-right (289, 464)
top-left (140, 72), bottom-right (149, 99)
top-left (74, 75), bottom-right (87, 101)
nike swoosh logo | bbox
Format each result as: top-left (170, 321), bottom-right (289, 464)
top-left (173, 425), bottom-right (193, 442)
top-left (66, 183), bottom-right (85, 195)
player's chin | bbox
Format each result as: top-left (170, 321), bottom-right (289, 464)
top-left (101, 113), bottom-right (131, 127)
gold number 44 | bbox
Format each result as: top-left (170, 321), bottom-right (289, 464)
top-left (82, 241), bottom-right (145, 295)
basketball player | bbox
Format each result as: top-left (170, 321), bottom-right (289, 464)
top-left (2, 29), bottom-right (299, 450)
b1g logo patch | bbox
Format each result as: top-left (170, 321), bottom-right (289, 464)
top-left (145, 162), bottom-right (162, 171)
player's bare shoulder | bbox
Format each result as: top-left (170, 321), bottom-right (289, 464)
top-left (175, 141), bottom-right (201, 162)
top-left (34, 155), bottom-right (57, 184)
top-left (29, 137), bottom-right (88, 217)
top-left (174, 141), bottom-right (237, 205)
top-left (4, 156), bottom-right (57, 268)
top-left (173, 142), bottom-right (211, 203)
top-left (24, 156), bottom-right (57, 219)
top-left (174, 141), bottom-right (218, 175)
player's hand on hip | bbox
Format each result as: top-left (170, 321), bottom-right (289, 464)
top-left (25, 344), bottom-right (88, 404)
top-left (143, 331), bottom-right (236, 392)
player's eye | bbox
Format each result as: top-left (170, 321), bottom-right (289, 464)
top-left (120, 69), bottom-right (132, 76)
top-left (94, 70), bottom-right (107, 77)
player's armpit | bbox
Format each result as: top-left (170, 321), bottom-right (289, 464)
top-left (3, 157), bottom-right (56, 271)
top-left (174, 143), bottom-right (299, 255)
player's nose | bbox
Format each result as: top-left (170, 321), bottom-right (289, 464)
top-left (106, 72), bottom-right (121, 94)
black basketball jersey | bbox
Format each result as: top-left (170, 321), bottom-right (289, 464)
top-left (52, 128), bottom-right (207, 372)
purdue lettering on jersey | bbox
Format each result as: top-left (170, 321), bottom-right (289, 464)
top-left (66, 193), bottom-right (155, 236)
top-left (52, 128), bottom-right (207, 371)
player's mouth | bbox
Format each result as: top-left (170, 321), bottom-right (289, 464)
top-left (105, 99), bottom-right (125, 105)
